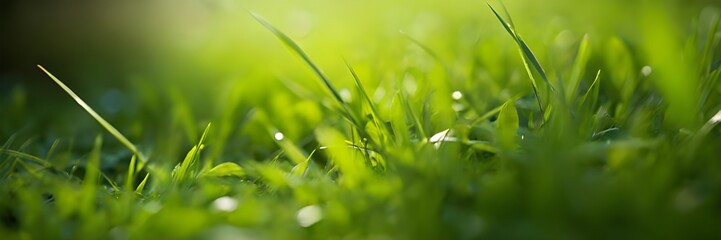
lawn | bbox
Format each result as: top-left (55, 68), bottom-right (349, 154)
top-left (1, 0), bottom-right (721, 239)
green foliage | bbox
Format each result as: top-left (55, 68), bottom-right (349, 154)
top-left (2, 1), bottom-right (721, 239)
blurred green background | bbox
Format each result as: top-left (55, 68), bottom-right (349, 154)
top-left (2, 0), bottom-right (719, 137)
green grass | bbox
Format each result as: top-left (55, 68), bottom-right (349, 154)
top-left (2, 1), bottom-right (721, 239)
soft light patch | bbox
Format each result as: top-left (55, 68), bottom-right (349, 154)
top-left (452, 91), bottom-right (463, 100)
top-left (213, 196), bottom-right (238, 212)
top-left (641, 65), bottom-right (653, 77)
top-left (296, 205), bottom-right (323, 227)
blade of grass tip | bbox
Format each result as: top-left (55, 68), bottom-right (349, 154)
top-left (125, 154), bottom-right (137, 192)
top-left (250, 13), bottom-right (347, 109)
top-left (496, 98), bottom-right (519, 150)
top-left (488, 3), bottom-right (555, 92)
top-left (345, 61), bottom-right (392, 138)
top-left (174, 123), bottom-right (211, 182)
top-left (37, 65), bottom-right (147, 164)
top-left (135, 172), bottom-right (150, 194)
top-left (568, 34), bottom-right (591, 103)
top-left (488, 4), bottom-right (546, 117)
top-left (579, 70), bottom-right (601, 109)
top-left (291, 148), bottom-right (318, 176)
top-left (496, 1), bottom-right (555, 91)
top-left (488, 3), bottom-right (517, 38)
top-left (498, 0), bottom-right (516, 29)
top-left (44, 139), bottom-right (61, 160)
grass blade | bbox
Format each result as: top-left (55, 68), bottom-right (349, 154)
top-left (488, 3), bottom-right (553, 91)
top-left (37, 65), bottom-right (146, 164)
top-left (125, 155), bottom-right (137, 192)
top-left (172, 123), bottom-right (211, 183)
top-left (488, 3), bottom-right (556, 121)
top-left (345, 61), bottom-right (392, 142)
top-left (251, 13), bottom-right (346, 111)
top-left (579, 70), bottom-right (601, 109)
top-left (0, 149), bottom-right (52, 167)
top-left (135, 172), bottom-right (150, 194)
top-left (568, 34), bottom-right (591, 103)
top-left (202, 162), bottom-right (245, 177)
top-left (496, 99), bottom-right (519, 150)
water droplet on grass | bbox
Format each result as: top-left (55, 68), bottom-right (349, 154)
top-left (274, 132), bottom-right (285, 141)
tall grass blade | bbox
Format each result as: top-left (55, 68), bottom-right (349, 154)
top-left (579, 70), bottom-right (601, 109)
top-left (345, 61), bottom-right (392, 141)
top-left (568, 34), bottom-right (591, 103)
top-left (251, 13), bottom-right (347, 112)
top-left (37, 65), bottom-right (146, 164)
top-left (125, 155), bottom-right (137, 192)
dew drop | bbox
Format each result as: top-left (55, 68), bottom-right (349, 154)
top-left (452, 91), bottom-right (463, 100)
top-left (274, 132), bottom-right (285, 141)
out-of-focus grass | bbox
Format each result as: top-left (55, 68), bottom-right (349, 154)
top-left (2, 0), bottom-right (721, 239)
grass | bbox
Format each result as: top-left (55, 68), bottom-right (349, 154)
top-left (2, 1), bottom-right (721, 239)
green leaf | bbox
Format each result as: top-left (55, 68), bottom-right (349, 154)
top-left (202, 162), bottom-right (245, 177)
top-left (496, 99), bottom-right (519, 150)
